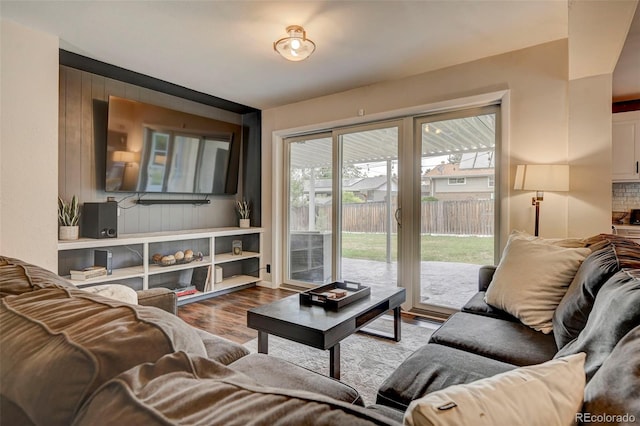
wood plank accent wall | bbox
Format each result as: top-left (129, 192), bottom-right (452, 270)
top-left (58, 65), bottom-right (247, 235)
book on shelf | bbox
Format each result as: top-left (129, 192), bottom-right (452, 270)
top-left (70, 266), bottom-right (107, 281)
top-left (173, 285), bottom-right (198, 297)
top-left (191, 266), bottom-right (211, 293)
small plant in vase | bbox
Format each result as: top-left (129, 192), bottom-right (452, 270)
top-left (58, 195), bottom-right (80, 240)
top-left (235, 199), bottom-right (250, 228)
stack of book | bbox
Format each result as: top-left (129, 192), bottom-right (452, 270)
top-left (70, 266), bottom-right (107, 281)
top-left (173, 285), bottom-right (198, 297)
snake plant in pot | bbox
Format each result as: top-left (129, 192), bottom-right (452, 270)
top-left (235, 199), bottom-right (250, 228)
top-left (58, 195), bottom-right (80, 240)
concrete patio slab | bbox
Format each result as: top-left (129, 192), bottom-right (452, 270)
top-left (341, 258), bottom-right (481, 310)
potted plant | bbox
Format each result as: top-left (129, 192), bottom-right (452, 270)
top-left (58, 195), bottom-right (80, 240)
top-left (235, 199), bottom-right (250, 228)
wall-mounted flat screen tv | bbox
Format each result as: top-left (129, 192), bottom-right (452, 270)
top-left (105, 96), bottom-right (241, 195)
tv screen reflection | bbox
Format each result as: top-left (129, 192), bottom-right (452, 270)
top-left (105, 96), bottom-right (240, 195)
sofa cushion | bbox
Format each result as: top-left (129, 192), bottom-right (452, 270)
top-left (460, 291), bottom-right (518, 322)
top-left (0, 287), bottom-right (207, 426)
top-left (194, 328), bottom-right (249, 365)
top-left (136, 287), bottom-right (177, 314)
top-left (230, 353), bottom-right (363, 406)
top-left (554, 269), bottom-right (640, 381)
top-left (376, 344), bottom-right (516, 411)
top-left (553, 238), bottom-right (640, 349)
top-left (403, 353), bottom-right (586, 426)
top-left (0, 257), bottom-right (73, 298)
top-left (582, 325), bottom-right (640, 422)
top-left (366, 405), bottom-right (405, 424)
top-left (429, 312), bottom-right (558, 366)
top-left (484, 237), bottom-right (591, 334)
top-left (73, 351), bottom-right (400, 426)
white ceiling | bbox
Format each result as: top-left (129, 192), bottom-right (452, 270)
top-left (1, 1), bottom-right (637, 110)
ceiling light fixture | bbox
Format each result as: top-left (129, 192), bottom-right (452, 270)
top-left (274, 25), bottom-right (316, 62)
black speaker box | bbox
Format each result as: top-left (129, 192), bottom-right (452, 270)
top-left (82, 202), bottom-right (118, 239)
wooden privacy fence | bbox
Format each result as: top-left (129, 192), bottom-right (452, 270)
top-left (290, 199), bottom-right (494, 236)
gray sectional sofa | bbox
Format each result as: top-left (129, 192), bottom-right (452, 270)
top-left (2, 232), bottom-right (639, 425)
top-left (0, 256), bottom-right (398, 426)
top-left (375, 233), bottom-right (640, 424)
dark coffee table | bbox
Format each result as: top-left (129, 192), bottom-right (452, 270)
top-left (247, 286), bottom-right (406, 379)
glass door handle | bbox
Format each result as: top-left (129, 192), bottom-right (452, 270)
top-left (394, 207), bottom-right (401, 227)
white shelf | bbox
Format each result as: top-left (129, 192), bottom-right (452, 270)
top-left (215, 251), bottom-right (260, 264)
top-left (68, 265), bottom-right (144, 287)
top-left (216, 274), bottom-right (261, 288)
top-left (58, 226), bottom-right (264, 250)
top-left (176, 274), bottom-right (260, 303)
top-left (58, 227), bottom-right (264, 304)
top-left (147, 256), bottom-right (212, 276)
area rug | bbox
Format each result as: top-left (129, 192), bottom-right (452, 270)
top-left (244, 316), bottom-right (436, 406)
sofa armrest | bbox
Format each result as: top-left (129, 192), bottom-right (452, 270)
top-left (478, 265), bottom-right (497, 291)
top-left (136, 288), bottom-right (177, 315)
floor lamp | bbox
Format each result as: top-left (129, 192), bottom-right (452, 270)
top-left (514, 164), bottom-right (570, 236)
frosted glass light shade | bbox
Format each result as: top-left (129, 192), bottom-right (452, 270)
top-left (274, 25), bottom-right (316, 62)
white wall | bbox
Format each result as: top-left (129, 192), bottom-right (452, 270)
top-left (568, 74), bottom-right (614, 237)
top-left (0, 20), bottom-right (59, 269)
top-left (261, 39), bottom-right (612, 286)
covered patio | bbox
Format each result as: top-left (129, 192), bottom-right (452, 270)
top-left (341, 258), bottom-right (480, 310)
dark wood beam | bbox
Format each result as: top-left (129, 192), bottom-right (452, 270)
top-left (613, 99), bottom-right (640, 113)
top-left (59, 49), bottom-right (260, 115)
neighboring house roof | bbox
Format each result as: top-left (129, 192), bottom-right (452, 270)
top-left (425, 163), bottom-right (494, 178)
top-left (302, 178), bottom-right (342, 192)
top-left (304, 176), bottom-right (398, 193)
top-left (349, 175), bottom-right (396, 191)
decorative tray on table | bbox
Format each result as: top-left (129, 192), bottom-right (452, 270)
top-left (299, 281), bottom-right (370, 311)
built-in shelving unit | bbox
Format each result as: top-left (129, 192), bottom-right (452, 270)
top-left (58, 227), bottom-right (263, 305)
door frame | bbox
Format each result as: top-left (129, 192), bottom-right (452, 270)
top-left (271, 90), bottom-right (511, 313)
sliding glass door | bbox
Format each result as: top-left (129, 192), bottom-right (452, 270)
top-left (284, 122), bottom-right (401, 289)
top-left (283, 105), bottom-right (501, 316)
top-left (285, 133), bottom-right (333, 284)
top-left (336, 123), bottom-right (401, 288)
top-left (413, 106), bottom-right (499, 314)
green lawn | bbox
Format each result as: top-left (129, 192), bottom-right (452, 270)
top-left (341, 233), bottom-right (494, 265)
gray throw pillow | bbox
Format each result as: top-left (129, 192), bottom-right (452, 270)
top-left (552, 238), bottom-right (640, 349)
top-left (552, 245), bottom-right (620, 349)
top-left (554, 269), bottom-right (640, 381)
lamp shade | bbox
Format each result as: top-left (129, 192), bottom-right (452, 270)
top-left (514, 164), bottom-right (569, 191)
top-left (112, 151), bottom-right (136, 163)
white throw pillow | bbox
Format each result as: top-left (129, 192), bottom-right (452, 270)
top-left (484, 237), bottom-right (590, 333)
top-left (81, 284), bottom-right (138, 305)
top-left (403, 353), bottom-right (586, 426)
top-left (508, 229), bottom-right (589, 248)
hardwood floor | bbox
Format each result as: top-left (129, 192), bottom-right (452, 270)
top-left (178, 286), bottom-right (440, 344)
